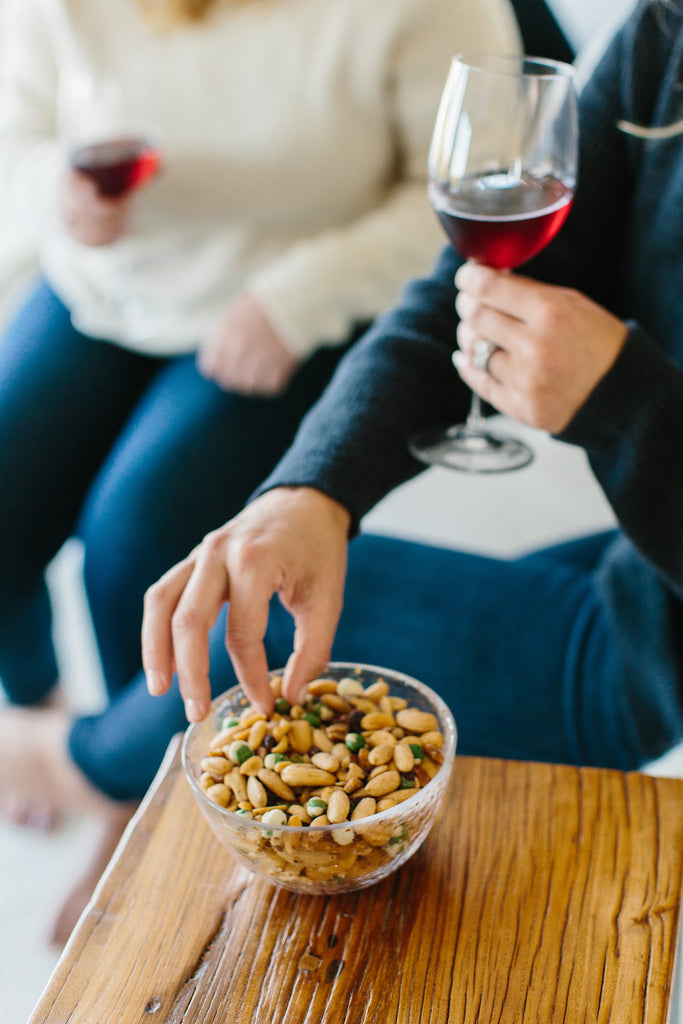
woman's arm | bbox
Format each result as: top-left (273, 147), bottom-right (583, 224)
top-left (246, 0), bottom-right (521, 360)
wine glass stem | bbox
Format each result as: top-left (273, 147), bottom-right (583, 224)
top-left (465, 392), bottom-right (487, 435)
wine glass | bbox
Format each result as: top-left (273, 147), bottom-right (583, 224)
top-left (58, 69), bottom-right (165, 342)
top-left (409, 54), bottom-right (578, 473)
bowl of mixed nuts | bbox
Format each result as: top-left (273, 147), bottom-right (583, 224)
top-left (182, 662), bottom-right (457, 894)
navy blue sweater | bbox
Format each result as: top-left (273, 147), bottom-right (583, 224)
top-left (258, 1), bottom-right (683, 753)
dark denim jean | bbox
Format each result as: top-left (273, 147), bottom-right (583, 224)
top-left (69, 526), bottom-right (680, 801)
top-left (0, 279), bottom-right (350, 789)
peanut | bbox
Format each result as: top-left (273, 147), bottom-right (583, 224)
top-left (368, 729), bottom-right (397, 748)
top-left (395, 708), bottom-right (438, 734)
top-left (248, 719), bottom-right (268, 751)
top-left (363, 680), bottom-right (390, 701)
top-left (360, 711), bottom-right (395, 731)
top-left (311, 752), bottom-right (341, 773)
top-left (368, 744), bottom-right (394, 766)
top-left (336, 677), bottom-right (365, 697)
top-left (393, 743), bottom-right (415, 773)
top-left (320, 693), bottom-right (351, 713)
top-left (206, 783), bottom-right (231, 807)
top-left (200, 756), bottom-right (232, 777)
top-left (351, 797), bottom-right (376, 821)
top-left (307, 679), bottom-right (339, 695)
top-left (280, 764), bottom-right (337, 787)
top-left (226, 768), bottom-right (248, 803)
top-left (239, 755), bottom-right (264, 776)
top-left (312, 728), bottom-right (334, 752)
top-left (257, 768), bottom-right (295, 803)
top-left (289, 719), bottom-right (313, 753)
top-left (246, 775), bottom-right (268, 808)
top-left (327, 789), bottom-right (351, 824)
top-left (362, 770), bottom-right (401, 797)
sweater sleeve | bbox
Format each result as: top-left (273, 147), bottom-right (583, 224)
top-left (253, 242), bottom-right (468, 531)
top-left (0, 0), bottom-right (64, 235)
top-left (557, 325), bottom-right (683, 600)
top-left (550, 2), bottom-right (683, 599)
top-left (247, 0), bottom-right (521, 359)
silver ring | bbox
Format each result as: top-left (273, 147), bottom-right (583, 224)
top-left (472, 338), bottom-right (498, 374)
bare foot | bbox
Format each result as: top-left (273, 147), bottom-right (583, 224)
top-left (0, 704), bottom-right (128, 829)
top-left (49, 806), bottom-right (136, 946)
top-left (38, 684), bottom-right (70, 712)
top-left (0, 703), bottom-right (139, 945)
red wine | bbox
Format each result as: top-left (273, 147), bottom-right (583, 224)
top-left (429, 172), bottom-right (573, 269)
top-left (70, 136), bottom-right (161, 197)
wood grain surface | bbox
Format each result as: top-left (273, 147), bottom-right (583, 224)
top-left (29, 740), bottom-right (683, 1024)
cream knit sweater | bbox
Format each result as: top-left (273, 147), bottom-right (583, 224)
top-left (0, 0), bottom-right (520, 356)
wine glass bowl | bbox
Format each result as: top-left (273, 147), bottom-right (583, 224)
top-left (70, 136), bottom-right (162, 198)
top-left (410, 53), bottom-right (578, 473)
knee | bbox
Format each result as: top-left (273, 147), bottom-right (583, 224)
top-left (79, 489), bottom-right (153, 615)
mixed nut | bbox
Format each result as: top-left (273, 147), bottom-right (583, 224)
top-left (192, 669), bottom-right (450, 888)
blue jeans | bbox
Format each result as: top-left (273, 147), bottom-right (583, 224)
top-left (0, 280), bottom-right (352, 776)
top-left (4, 284), bottom-right (680, 800)
top-left (69, 527), bottom-right (683, 801)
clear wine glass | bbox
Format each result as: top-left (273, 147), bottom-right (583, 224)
top-left (58, 69), bottom-right (165, 343)
top-left (409, 53), bottom-right (578, 473)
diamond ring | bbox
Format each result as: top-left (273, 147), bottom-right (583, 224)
top-left (472, 338), bottom-right (498, 374)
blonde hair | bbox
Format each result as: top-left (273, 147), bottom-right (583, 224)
top-left (136, 0), bottom-right (220, 27)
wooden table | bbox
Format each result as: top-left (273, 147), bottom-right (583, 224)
top-left (28, 738), bottom-right (683, 1024)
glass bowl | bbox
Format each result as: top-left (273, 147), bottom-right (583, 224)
top-left (182, 662), bottom-right (457, 895)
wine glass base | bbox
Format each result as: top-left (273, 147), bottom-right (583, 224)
top-left (409, 423), bottom-right (534, 474)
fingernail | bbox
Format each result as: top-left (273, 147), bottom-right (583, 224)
top-left (27, 809), bottom-right (53, 830)
top-left (146, 671), bottom-right (166, 696)
top-left (184, 698), bottom-right (207, 722)
top-left (454, 261), bottom-right (472, 285)
top-left (292, 686), bottom-right (308, 707)
top-left (452, 350), bottom-right (465, 371)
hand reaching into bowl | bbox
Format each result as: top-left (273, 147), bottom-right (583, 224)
top-left (142, 487), bottom-right (352, 720)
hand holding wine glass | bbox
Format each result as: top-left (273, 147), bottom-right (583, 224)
top-left (58, 69), bottom-right (164, 340)
top-left (409, 53), bottom-right (578, 473)
top-left (58, 165), bottom-right (131, 248)
top-left (452, 261), bottom-right (629, 435)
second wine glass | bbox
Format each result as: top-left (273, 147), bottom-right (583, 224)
top-left (409, 53), bottom-right (578, 473)
top-left (59, 69), bottom-right (165, 342)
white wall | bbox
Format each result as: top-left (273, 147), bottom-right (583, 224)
top-left (548, 0), bottom-right (638, 50)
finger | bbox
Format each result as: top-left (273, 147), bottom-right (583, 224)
top-left (281, 613), bottom-right (339, 707)
top-left (195, 347), bottom-right (215, 380)
top-left (454, 324), bottom-right (511, 385)
top-left (142, 558), bottom-right (196, 697)
top-left (456, 319), bottom-right (480, 357)
top-left (455, 290), bottom-right (526, 351)
top-left (70, 169), bottom-right (101, 200)
top-left (452, 348), bottom-right (510, 405)
top-left (224, 574), bottom-right (277, 715)
top-left (455, 262), bottom-right (549, 323)
top-left (171, 537), bottom-right (232, 721)
top-left (279, 576), bottom-right (344, 705)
